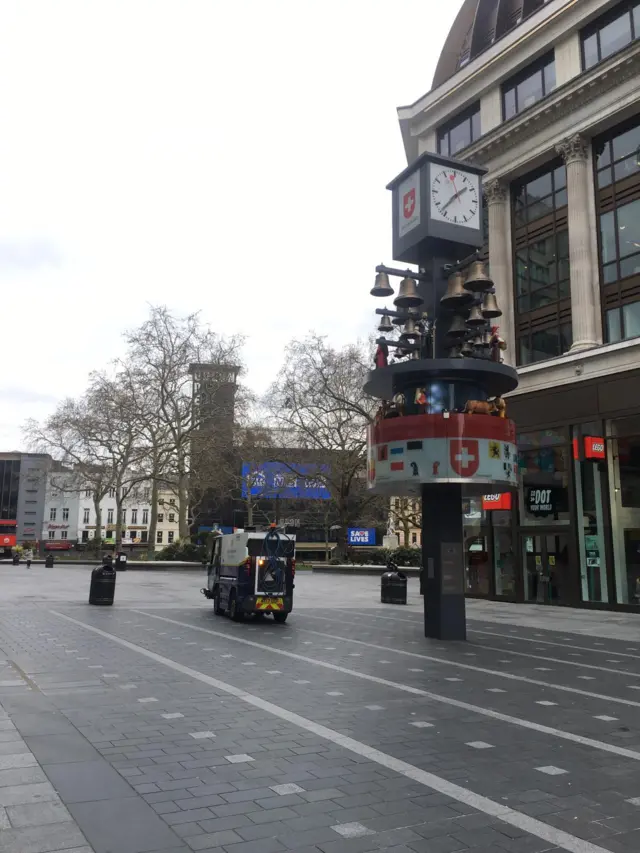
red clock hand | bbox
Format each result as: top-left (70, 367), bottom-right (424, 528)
top-left (450, 173), bottom-right (461, 203)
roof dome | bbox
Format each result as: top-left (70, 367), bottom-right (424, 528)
top-left (432, 0), bottom-right (547, 90)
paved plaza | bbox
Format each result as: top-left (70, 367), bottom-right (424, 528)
top-left (1, 567), bottom-right (640, 852)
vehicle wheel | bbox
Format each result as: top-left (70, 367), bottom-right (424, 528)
top-left (213, 588), bottom-right (224, 616)
top-left (273, 612), bottom-right (288, 624)
top-left (229, 593), bottom-right (244, 622)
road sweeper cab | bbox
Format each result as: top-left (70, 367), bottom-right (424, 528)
top-left (202, 527), bottom-right (296, 623)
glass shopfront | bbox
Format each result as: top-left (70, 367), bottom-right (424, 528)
top-left (462, 494), bottom-right (516, 599)
top-left (608, 415), bottom-right (640, 604)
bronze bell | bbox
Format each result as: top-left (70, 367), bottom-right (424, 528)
top-left (378, 313), bottom-right (393, 333)
top-left (470, 333), bottom-right (483, 347)
top-left (446, 314), bottom-right (468, 338)
top-left (467, 304), bottom-right (485, 326)
top-left (481, 291), bottom-right (502, 318)
top-left (394, 277), bottom-right (423, 308)
top-left (461, 339), bottom-right (474, 357)
top-left (464, 260), bottom-right (494, 293)
top-left (482, 329), bottom-right (492, 348)
top-left (440, 271), bottom-right (473, 307)
top-left (371, 271), bottom-right (393, 297)
top-left (447, 345), bottom-right (462, 359)
top-left (400, 318), bottom-right (419, 339)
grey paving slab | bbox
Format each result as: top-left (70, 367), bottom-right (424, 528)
top-left (42, 760), bottom-right (137, 803)
top-left (68, 796), bottom-right (182, 853)
top-left (0, 821), bottom-right (89, 853)
top-left (24, 735), bottom-right (100, 765)
top-left (6, 799), bottom-right (72, 828)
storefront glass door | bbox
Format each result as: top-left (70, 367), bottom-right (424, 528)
top-left (523, 533), bottom-right (571, 604)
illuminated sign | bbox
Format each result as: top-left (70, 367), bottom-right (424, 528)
top-left (241, 462), bottom-right (330, 500)
top-left (347, 528), bottom-right (376, 546)
top-left (482, 493), bottom-right (512, 511)
top-left (572, 436), bottom-right (606, 460)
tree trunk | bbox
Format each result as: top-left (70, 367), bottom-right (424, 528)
top-left (246, 495), bottom-right (253, 528)
top-left (115, 487), bottom-right (123, 550)
top-left (148, 478), bottom-right (159, 558)
top-left (178, 469), bottom-right (190, 540)
top-left (93, 497), bottom-right (102, 550)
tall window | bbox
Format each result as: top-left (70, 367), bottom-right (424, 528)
top-left (168, 531), bottom-right (174, 544)
top-left (437, 103), bottom-right (481, 156)
top-left (141, 530), bottom-right (148, 543)
top-left (108, 488), bottom-right (116, 498)
top-left (157, 513), bottom-right (164, 523)
top-left (131, 509), bottom-right (138, 524)
top-left (595, 118), bottom-right (640, 342)
top-left (582, 1), bottom-right (640, 70)
top-left (107, 509), bottom-right (114, 524)
top-left (48, 530), bottom-right (55, 540)
top-left (142, 509), bottom-right (149, 525)
top-left (168, 513), bottom-right (175, 523)
top-left (122, 509), bottom-right (126, 524)
top-left (62, 508), bottom-right (69, 521)
top-left (83, 508), bottom-right (90, 524)
top-left (502, 52), bottom-right (555, 120)
top-left (49, 508), bottom-right (56, 521)
top-left (85, 489), bottom-right (92, 497)
top-left (512, 162), bottom-right (572, 365)
top-left (61, 530), bottom-right (68, 540)
top-left (157, 531), bottom-right (163, 544)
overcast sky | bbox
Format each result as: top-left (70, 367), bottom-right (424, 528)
top-left (0, 0), bottom-right (461, 450)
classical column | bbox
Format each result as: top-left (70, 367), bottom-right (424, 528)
top-left (485, 179), bottom-right (515, 366)
top-left (556, 134), bottom-right (599, 352)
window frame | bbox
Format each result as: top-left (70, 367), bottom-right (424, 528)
top-left (512, 159), bottom-right (572, 366)
top-left (437, 102), bottom-right (481, 157)
top-left (501, 51), bottom-right (556, 121)
top-left (594, 116), bottom-right (640, 343)
top-left (581, 1), bottom-right (639, 70)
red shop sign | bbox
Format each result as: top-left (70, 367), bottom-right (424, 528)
top-left (482, 493), bottom-right (512, 511)
top-left (572, 436), bottom-right (606, 460)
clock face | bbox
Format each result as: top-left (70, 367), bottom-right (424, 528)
top-left (430, 166), bottom-right (480, 229)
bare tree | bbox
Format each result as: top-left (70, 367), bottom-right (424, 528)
top-left (24, 398), bottom-right (115, 542)
top-left (388, 497), bottom-right (421, 547)
top-left (123, 306), bottom-right (245, 540)
top-left (267, 334), bottom-right (381, 556)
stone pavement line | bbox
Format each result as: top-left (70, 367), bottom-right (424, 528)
top-left (51, 609), bottom-right (613, 853)
top-left (0, 702), bottom-right (95, 853)
top-left (470, 628), bottom-right (640, 659)
top-left (284, 620), bottom-right (640, 709)
top-left (129, 609), bottom-right (640, 763)
top-left (470, 640), bottom-right (640, 676)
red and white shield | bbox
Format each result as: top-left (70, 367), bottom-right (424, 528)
top-left (450, 439), bottom-right (480, 478)
top-left (403, 188), bottom-right (416, 220)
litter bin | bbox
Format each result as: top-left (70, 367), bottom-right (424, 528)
top-left (381, 570), bottom-right (407, 605)
top-left (89, 560), bottom-right (117, 606)
top-left (115, 552), bottom-right (128, 572)
top-left (45, 554), bottom-right (54, 568)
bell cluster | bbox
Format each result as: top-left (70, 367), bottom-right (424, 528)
top-left (440, 261), bottom-right (502, 360)
top-left (370, 271), bottom-right (429, 361)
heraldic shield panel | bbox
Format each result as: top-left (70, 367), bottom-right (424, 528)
top-left (367, 413), bottom-right (517, 496)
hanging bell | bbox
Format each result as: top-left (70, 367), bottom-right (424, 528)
top-left (447, 345), bottom-right (462, 359)
top-left (461, 339), bottom-right (474, 357)
top-left (464, 260), bottom-right (494, 293)
top-left (470, 333), bottom-right (483, 348)
top-left (446, 314), bottom-right (468, 339)
top-left (440, 271), bottom-right (473, 308)
top-left (377, 313), bottom-right (393, 333)
top-left (482, 329), bottom-right (492, 348)
top-left (400, 318), bottom-right (419, 339)
top-left (370, 271), bottom-right (394, 297)
top-left (394, 277), bottom-right (423, 308)
top-left (481, 291), bottom-right (502, 318)
top-left (467, 304), bottom-right (485, 326)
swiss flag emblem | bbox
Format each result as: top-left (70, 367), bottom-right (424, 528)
top-left (450, 439), bottom-right (480, 477)
top-left (403, 188), bottom-right (416, 220)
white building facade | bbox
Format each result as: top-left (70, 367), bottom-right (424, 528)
top-left (398, 0), bottom-right (640, 609)
top-left (42, 472), bottom-right (181, 552)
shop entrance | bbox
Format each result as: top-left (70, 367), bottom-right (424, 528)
top-left (522, 532), bottom-right (571, 604)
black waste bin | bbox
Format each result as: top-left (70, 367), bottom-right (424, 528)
top-left (115, 552), bottom-right (128, 572)
top-left (89, 563), bottom-right (117, 606)
top-left (381, 570), bottom-right (407, 605)
top-left (45, 554), bottom-right (54, 568)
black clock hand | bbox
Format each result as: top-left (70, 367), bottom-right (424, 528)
top-left (441, 185), bottom-right (469, 212)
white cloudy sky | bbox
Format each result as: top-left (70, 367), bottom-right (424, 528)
top-left (0, 0), bottom-right (461, 449)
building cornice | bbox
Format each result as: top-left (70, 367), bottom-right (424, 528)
top-left (465, 41), bottom-right (640, 168)
top-left (508, 338), bottom-right (640, 397)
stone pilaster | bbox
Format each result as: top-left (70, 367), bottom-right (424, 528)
top-left (556, 134), bottom-right (599, 352)
top-left (484, 178), bottom-right (515, 366)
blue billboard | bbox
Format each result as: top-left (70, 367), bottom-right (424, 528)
top-left (347, 528), bottom-right (376, 546)
top-left (241, 462), bottom-right (331, 500)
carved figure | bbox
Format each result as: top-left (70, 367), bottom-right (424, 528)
top-left (464, 397), bottom-right (507, 417)
top-left (432, 461), bottom-right (440, 476)
top-left (490, 325), bottom-right (507, 363)
top-left (374, 340), bottom-right (389, 369)
top-left (390, 393), bottom-right (405, 417)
